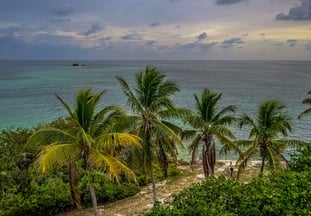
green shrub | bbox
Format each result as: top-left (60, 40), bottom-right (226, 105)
top-left (79, 171), bottom-right (139, 205)
top-left (0, 177), bottom-right (72, 216)
top-left (168, 165), bottom-right (182, 177)
top-left (288, 142), bottom-right (311, 172)
top-left (147, 171), bottom-right (311, 216)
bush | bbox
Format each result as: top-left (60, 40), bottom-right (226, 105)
top-left (79, 171), bottom-right (140, 205)
top-left (0, 177), bottom-right (72, 216)
top-left (147, 171), bottom-right (311, 216)
top-left (288, 142), bottom-right (311, 172)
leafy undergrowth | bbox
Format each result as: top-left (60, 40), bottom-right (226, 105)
top-left (56, 161), bottom-right (262, 216)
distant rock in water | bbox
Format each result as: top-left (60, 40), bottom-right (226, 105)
top-left (72, 63), bottom-right (86, 66)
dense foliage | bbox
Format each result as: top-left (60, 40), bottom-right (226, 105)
top-left (147, 143), bottom-right (311, 216)
top-left (0, 125), bottom-right (140, 216)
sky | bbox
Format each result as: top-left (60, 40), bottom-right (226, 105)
top-left (0, 0), bottom-right (310, 60)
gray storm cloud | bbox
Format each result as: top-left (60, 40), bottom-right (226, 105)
top-left (276, 0), bottom-right (311, 21)
top-left (150, 22), bottom-right (160, 27)
top-left (81, 23), bottom-right (104, 37)
top-left (221, 37), bottom-right (245, 48)
top-left (215, 0), bottom-right (244, 5)
top-left (198, 32), bottom-right (207, 40)
top-left (50, 8), bottom-right (74, 16)
top-left (287, 39), bottom-right (298, 47)
top-left (121, 33), bottom-right (142, 40)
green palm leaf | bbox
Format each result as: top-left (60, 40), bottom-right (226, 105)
top-left (36, 143), bottom-right (80, 173)
top-left (89, 149), bottom-right (136, 182)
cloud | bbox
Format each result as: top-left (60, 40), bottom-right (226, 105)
top-left (276, 0), bottom-right (311, 21)
top-left (146, 41), bottom-right (157, 46)
top-left (121, 33), bottom-right (142, 40)
top-left (81, 22), bottom-right (104, 37)
top-left (215, 0), bottom-right (244, 5)
top-left (197, 32), bottom-right (207, 40)
top-left (50, 18), bottom-right (71, 23)
top-left (174, 41), bottom-right (217, 51)
top-left (286, 39), bottom-right (298, 47)
top-left (221, 37), bottom-right (245, 48)
top-left (101, 36), bottom-right (112, 41)
top-left (50, 8), bottom-right (74, 16)
top-left (150, 22), bottom-right (160, 27)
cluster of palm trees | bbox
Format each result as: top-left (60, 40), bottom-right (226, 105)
top-left (27, 66), bottom-right (310, 216)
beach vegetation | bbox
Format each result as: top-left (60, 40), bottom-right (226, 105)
top-left (27, 89), bottom-right (141, 216)
top-left (298, 90), bottom-right (311, 119)
top-left (236, 100), bottom-right (298, 177)
top-left (117, 65), bottom-right (186, 203)
top-left (183, 88), bottom-right (240, 177)
top-left (147, 159), bottom-right (311, 216)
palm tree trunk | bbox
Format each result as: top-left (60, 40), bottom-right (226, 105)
top-left (202, 144), bottom-right (209, 177)
top-left (146, 131), bottom-right (157, 203)
top-left (87, 170), bottom-right (99, 216)
top-left (208, 140), bottom-right (216, 175)
top-left (260, 156), bottom-right (266, 177)
top-left (203, 138), bottom-right (215, 177)
top-left (150, 166), bottom-right (157, 203)
top-left (157, 142), bottom-right (168, 178)
top-left (68, 161), bottom-right (81, 209)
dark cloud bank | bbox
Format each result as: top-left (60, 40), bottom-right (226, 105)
top-left (215, 0), bottom-right (244, 5)
top-left (276, 0), bottom-right (311, 21)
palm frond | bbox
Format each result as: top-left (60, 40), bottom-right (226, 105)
top-left (238, 113), bottom-right (256, 131)
top-left (36, 143), bottom-right (80, 173)
top-left (55, 93), bottom-right (75, 119)
top-left (180, 129), bottom-right (197, 140)
top-left (154, 120), bottom-right (182, 146)
top-left (211, 125), bottom-right (235, 139)
top-left (89, 149), bottom-right (136, 182)
top-left (302, 98), bottom-right (311, 105)
top-left (95, 133), bottom-right (141, 151)
top-left (27, 128), bottom-right (75, 147)
top-left (91, 106), bottom-right (125, 136)
top-left (235, 139), bottom-right (254, 149)
top-left (213, 105), bottom-right (237, 123)
top-left (188, 134), bottom-right (201, 152)
top-left (216, 133), bottom-right (242, 156)
top-left (116, 76), bottom-right (143, 113)
top-left (266, 146), bottom-right (278, 171)
top-left (158, 107), bottom-right (192, 120)
top-left (236, 145), bottom-right (258, 178)
top-left (298, 108), bottom-right (311, 119)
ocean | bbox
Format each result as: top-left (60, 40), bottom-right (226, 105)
top-left (1, 60), bottom-right (311, 159)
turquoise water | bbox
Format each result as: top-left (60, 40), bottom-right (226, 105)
top-left (1, 60), bottom-right (311, 160)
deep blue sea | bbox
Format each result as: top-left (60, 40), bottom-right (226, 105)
top-left (1, 60), bottom-right (311, 159)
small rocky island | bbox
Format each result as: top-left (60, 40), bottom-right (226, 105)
top-left (72, 63), bottom-right (86, 66)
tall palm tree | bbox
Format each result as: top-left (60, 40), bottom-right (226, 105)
top-left (298, 90), bottom-right (311, 119)
top-left (237, 100), bottom-right (293, 177)
top-left (117, 66), bottom-right (182, 203)
top-left (155, 121), bottom-right (186, 178)
top-left (184, 88), bottom-right (238, 177)
top-left (27, 89), bottom-right (141, 216)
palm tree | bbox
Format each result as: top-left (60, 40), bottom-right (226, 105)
top-left (117, 66), bottom-right (182, 203)
top-left (237, 100), bottom-right (293, 177)
top-left (155, 121), bottom-right (186, 178)
top-left (27, 89), bottom-right (141, 216)
top-left (184, 88), bottom-right (238, 177)
top-left (298, 90), bottom-right (311, 119)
